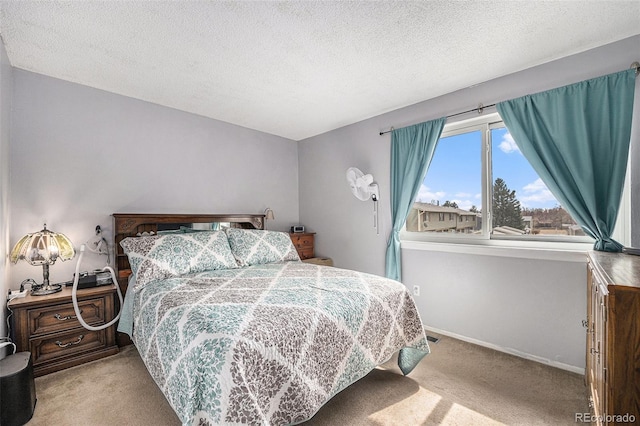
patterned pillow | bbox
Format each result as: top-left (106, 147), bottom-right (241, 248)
top-left (225, 228), bottom-right (300, 266)
top-left (120, 230), bottom-right (238, 288)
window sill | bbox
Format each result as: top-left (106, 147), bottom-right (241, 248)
top-left (400, 239), bottom-right (592, 262)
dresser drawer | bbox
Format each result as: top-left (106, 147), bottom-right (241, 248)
top-left (30, 328), bottom-right (108, 366)
top-left (28, 298), bottom-right (106, 336)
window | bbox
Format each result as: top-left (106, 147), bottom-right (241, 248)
top-left (405, 113), bottom-right (588, 242)
top-left (490, 126), bottom-right (582, 238)
top-left (407, 128), bottom-right (482, 234)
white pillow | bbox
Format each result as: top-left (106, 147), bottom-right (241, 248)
top-left (120, 230), bottom-right (237, 288)
top-left (225, 228), bottom-right (300, 266)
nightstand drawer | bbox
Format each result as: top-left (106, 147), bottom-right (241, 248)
top-left (28, 298), bottom-right (106, 336)
top-left (9, 285), bottom-right (118, 376)
top-left (289, 232), bottom-right (316, 260)
top-left (298, 248), bottom-right (314, 260)
top-left (30, 328), bottom-right (107, 366)
top-left (291, 235), bottom-right (314, 248)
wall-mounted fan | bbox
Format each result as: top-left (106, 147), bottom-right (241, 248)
top-left (346, 167), bottom-right (380, 234)
top-left (346, 167), bottom-right (379, 201)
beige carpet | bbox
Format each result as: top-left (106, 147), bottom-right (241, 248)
top-left (27, 333), bottom-right (589, 425)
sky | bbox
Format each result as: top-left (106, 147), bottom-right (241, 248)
top-left (416, 126), bottom-right (560, 211)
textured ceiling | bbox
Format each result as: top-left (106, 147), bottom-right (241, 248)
top-left (1, 1), bottom-right (639, 141)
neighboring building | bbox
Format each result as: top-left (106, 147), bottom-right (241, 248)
top-left (493, 226), bottom-right (526, 236)
top-left (406, 202), bottom-right (479, 233)
top-left (563, 224), bottom-right (586, 236)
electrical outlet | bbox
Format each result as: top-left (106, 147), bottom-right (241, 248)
top-left (413, 285), bottom-right (420, 296)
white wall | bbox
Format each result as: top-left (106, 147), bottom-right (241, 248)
top-left (8, 70), bottom-right (299, 286)
top-left (402, 249), bottom-right (587, 370)
top-left (299, 35), bottom-right (640, 371)
top-left (0, 37), bottom-right (13, 358)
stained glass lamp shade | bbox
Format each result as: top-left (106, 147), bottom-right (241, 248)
top-left (10, 224), bottom-right (75, 295)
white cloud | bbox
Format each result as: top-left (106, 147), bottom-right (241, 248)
top-left (523, 178), bottom-right (548, 193)
top-left (498, 132), bottom-right (521, 154)
top-left (451, 199), bottom-right (476, 211)
top-left (416, 184), bottom-right (445, 203)
top-left (520, 178), bottom-right (557, 207)
top-left (454, 192), bottom-right (472, 198)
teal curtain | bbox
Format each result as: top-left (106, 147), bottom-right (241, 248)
top-left (385, 118), bottom-right (445, 281)
top-left (497, 69), bottom-right (636, 252)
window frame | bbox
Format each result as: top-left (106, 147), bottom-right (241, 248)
top-left (400, 111), bottom-right (631, 256)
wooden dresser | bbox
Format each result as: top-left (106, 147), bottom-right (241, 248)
top-left (585, 251), bottom-right (640, 424)
top-left (289, 232), bottom-right (315, 260)
top-left (8, 285), bottom-right (119, 377)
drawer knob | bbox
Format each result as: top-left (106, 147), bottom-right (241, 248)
top-left (55, 334), bottom-right (84, 348)
top-left (54, 311), bottom-right (82, 321)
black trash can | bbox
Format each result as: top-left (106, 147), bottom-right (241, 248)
top-left (0, 351), bottom-right (37, 426)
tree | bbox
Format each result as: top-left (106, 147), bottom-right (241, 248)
top-left (469, 205), bottom-right (478, 213)
top-left (443, 200), bottom-right (458, 209)
top-left (492, 178), bottom-right (524, 230)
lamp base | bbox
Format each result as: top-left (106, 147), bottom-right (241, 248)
top-left (31, 283), bottom-right (62, 296)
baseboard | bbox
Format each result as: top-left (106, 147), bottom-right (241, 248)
top-left (424, 325), bottom-right (585, 375)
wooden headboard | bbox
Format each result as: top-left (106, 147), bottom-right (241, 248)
top-left (112, 213), bottom-right (265, 346)
top-left (113, 213), bottom-right (265, 286)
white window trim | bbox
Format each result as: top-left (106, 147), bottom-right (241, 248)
top-left (400, 112), bottom-right (632, 260)
top-left (400, 235), bottom-right (592, 262)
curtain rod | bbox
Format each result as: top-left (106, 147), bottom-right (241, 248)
top-left (379, 61), bottom-right (640, 136)
top-left (379, 103), bottom-right (496, 135)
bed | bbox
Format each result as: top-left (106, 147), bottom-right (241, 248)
top-left (112, 213), bottom-right (429, 426)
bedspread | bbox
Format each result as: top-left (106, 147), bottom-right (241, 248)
top-left (132, 261), bottom-right (429, 425)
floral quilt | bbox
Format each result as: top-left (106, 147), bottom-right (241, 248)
top-left (131, 261), bottom-right (429, 425)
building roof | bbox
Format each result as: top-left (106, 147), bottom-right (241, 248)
top-left (492, 226), bottom-right (526, 235)
top-left (413, 202), bottom-right (478, 216)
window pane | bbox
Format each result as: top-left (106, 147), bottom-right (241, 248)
top-left (407, 130), bottom-right (482, 234)
top-left (490, 127), bottom-right (581, 237)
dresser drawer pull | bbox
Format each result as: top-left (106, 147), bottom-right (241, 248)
top-left (54, 311), bottom-right (82, 321)
top-left (55, 335), bottom-right (85, 348)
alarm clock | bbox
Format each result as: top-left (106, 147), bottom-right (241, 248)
top-left (290, 225), bottom-right (305, 233)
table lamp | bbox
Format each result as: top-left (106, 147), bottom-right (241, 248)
top-left (10, 224), bottom-right (76, 296)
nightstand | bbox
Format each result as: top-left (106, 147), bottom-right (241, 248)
top-left (7, 284), bottom-right (119, 377)
top-left (302, 257), bottom-right (334, 267)
top-left (289, 232), bottom-right (316, 260)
